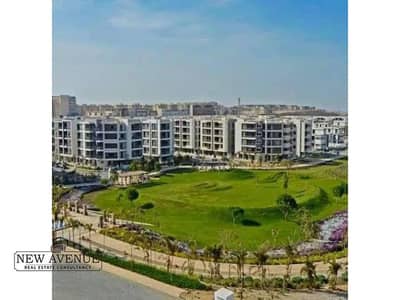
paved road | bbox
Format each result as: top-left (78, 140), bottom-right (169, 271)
top-left (53, 270), bottom-right (178, 300)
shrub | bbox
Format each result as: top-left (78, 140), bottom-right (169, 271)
top-left (290, 276), bottom-right (305, 289)
top-left (269, 277), bottom-right (284, 288)
top-left (276, 194), bottom-right (298, 219)
top-left (126, 188), bottom-right (139, 201)
top-left (315, 274), bottom-right (328, 285)
top-left (340, 271), bottom-right (348, 283)
top-left (276, 194), bottom-right (298, 209)
top-left (333, 183), bottom-right (348, 197)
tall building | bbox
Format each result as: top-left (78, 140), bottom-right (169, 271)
top-left (52, 95), bottom-right (80, 117)
top-left (198, 117), bottom-right (236, 158)
top-left (173, 118), bottom-right (198, 156)
top-left (234, 117), bottom-right (313, 161)
top-left (53, 117), bottom-right (143, 168)
top-left (312, 116), bottom-right (347, 153)
top-left (142, 118), bottom-right (174, 163)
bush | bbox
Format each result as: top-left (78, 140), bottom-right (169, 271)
top-left (269, 277), bottom-right (284, 288)
top-left (290, 276), bottom-right (306, 289)
top-left (315, 274), bottom-right (328, 285)
top-left (333, 183), bottom-right (348, 197)
top-left (126, 188), bottom-right (139, 201)
top-left (276, 194), bottom-right (298, 210)
top-left (276, 194), bottom-right (298, 219)
top-left (340, 270), bottom-right (348, 283)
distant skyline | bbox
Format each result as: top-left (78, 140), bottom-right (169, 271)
top-left (53, 0), bottom-right (347, 112)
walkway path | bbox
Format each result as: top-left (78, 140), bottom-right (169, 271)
top-left (57, 212), bottom-right (347, 278)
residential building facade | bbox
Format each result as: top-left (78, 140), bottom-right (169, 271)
top-left (142, 118), bottom-right (174, 163)
top-left (234, 117), bottom-right (312, 161)
top-left (52, 95), bottom-right (80, 117)
top-left (312, 116), bottom-right (348, 153)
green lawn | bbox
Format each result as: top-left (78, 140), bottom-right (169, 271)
top-left (84, 160), bottom-right (347, 250)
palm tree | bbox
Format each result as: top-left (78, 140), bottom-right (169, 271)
top-left (84, 224), bottom-right (94, 250)
top-left (231, 246), bottom-right (247, 300)
top-left (219, 230), bottom-right (237, 278)
top-left (328, 258), bottom-right (342, 289)
top-left (300, 258), bottom-right (317, 290)
top-left (52, 202), bottom-right (59, 222)
top-left (68, 218), bottom-right (79, 244)
top-left (165, 237), bottom-right (179, 273)
top-left (283, 240), bottom-right (297, 290)
top-left (185, 240), bottom-right (198, 276)
top-left (254, 242), bottom-right (271, 289)
top-left (205, 244), bottom-right (224, 279)
top-left (127, 234), bottom-right (138, 265)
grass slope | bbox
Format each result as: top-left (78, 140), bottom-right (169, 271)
top-left (84, 160), bottom-right (347, 250)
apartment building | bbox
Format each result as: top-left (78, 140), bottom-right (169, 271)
top-left (234, 117), bottom-right (312, 161)
top-left (312, 116), bottom-right (348, 152)
top-left (52, 95), bottom-right (80, 117)
top-left (53, 117), bottom-right (78, 162)
top-left (52, 114), bottom-right (343, 168)
top-left (199, 117), bottom-right (235, 158)
top-left (53, 117), bottom-right (144, 168)
top-left (142, 119), bottom-right (174, 163)
top-left (173, 118), bottom-right (198, 156)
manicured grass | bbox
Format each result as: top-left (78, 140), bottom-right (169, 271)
top-left (84, 160), bottom-right (347, 250)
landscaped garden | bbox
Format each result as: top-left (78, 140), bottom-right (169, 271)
top-left (83, 160), bottom-right (348, 251)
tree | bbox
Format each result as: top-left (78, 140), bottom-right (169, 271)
top-left (127, 234), bottom-right (138, 265)
top-left (328, 258), bottom-right (342, 289)
top-left (165, 237), bottom-right (179, 273)
top-left (254, 242), bottom-right (271, 289)
top-left (52, 202), bottom-right (59, 222)
top-left (84, 223), bottom-right (94, 250)
top-left (205, 244), bottom-right (224, 279)
top-left (68, 218), bottom-right (80, 243)
top-left (140, 236), bottom-right (153, 265)
top-left (283, 172), bottom-right (289, 194)
top-left (219, 230), bottom-right (237, 278)
top-left (109, 171), bottom-right (118, 183)
top-left (126, 188), bottom-right (139, 203)
top-left (301, 258), bottom-right (317, 289)
top-left (332, 182), bottom-right (348, 198)
top-left (294, 208), bottom-right (318, 240)
top-left (276, 194), bottom-right (298, 220)
top-left (129, 160), bottom-right (139, 171)
top-left (230, 207), bottom-right (245, 224)
top-left (283, 238), bottom-right (297, 290)
top-left (231, 244), bottom-right (247, 300)
top-left (185, 240), bottom-right (198, 276)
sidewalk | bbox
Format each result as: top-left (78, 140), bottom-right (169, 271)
top-left (57, 214), bottom-right (347, 278)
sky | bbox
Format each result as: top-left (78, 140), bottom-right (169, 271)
top-left (53, 0), bottom-right (347, 111)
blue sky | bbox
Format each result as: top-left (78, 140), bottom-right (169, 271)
top-left (53, 0), bottom-right (347, 111)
